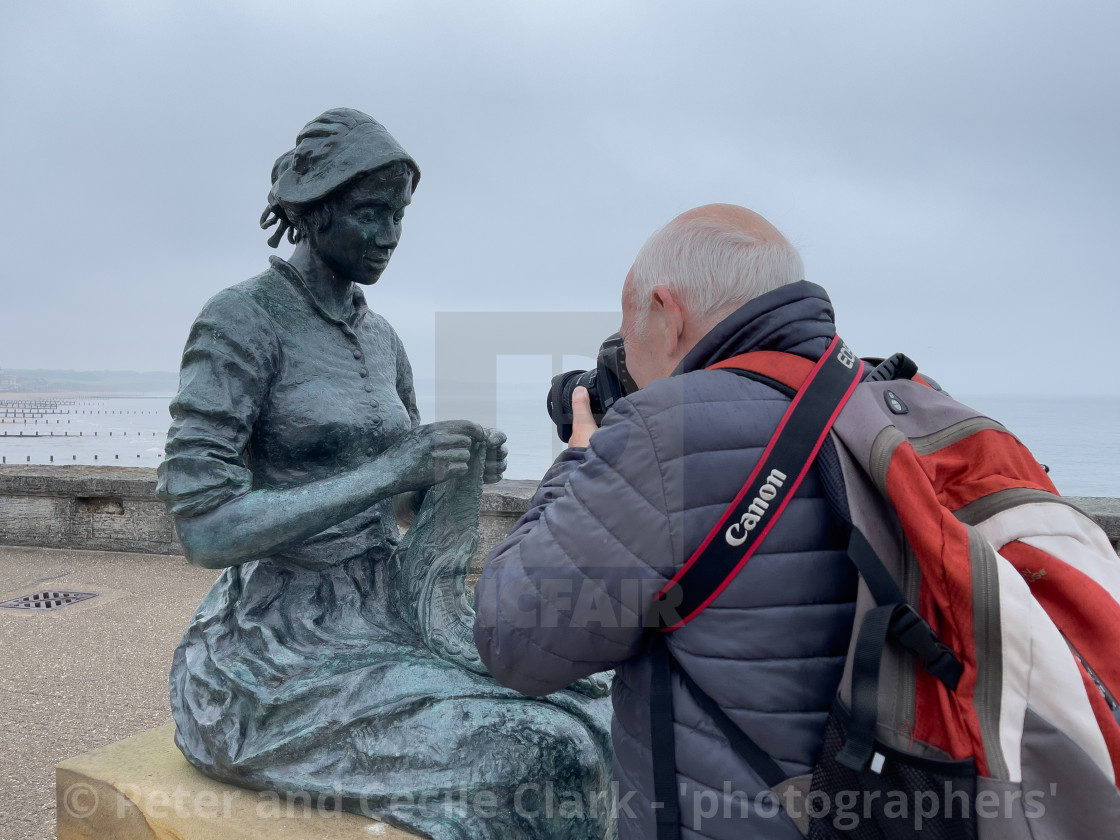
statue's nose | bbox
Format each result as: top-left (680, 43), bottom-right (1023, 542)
top-left (374, 219), bottom-right (400, 248)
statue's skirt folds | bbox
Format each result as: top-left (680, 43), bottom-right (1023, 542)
top-left (171, 543), bottom-right (614, 840)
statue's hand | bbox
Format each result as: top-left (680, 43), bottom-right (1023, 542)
top-left (392, 420), bottom-right (487, 491)
top-left (567, 672), bottom-right (613, 698)
top-left (483, 429), bottom-right (508, 484)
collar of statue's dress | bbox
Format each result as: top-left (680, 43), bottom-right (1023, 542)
top-left (269, 256), bottom-right (369, 332)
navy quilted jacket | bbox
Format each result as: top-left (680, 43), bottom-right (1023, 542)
top-left (475, 281), bottom-right (858, 839)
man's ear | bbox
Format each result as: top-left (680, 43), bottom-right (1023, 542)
top-left (651, 285), bottom-right (687, 353)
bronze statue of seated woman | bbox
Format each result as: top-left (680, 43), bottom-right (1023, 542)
top-left (158, 108), bottom-right (613, 839)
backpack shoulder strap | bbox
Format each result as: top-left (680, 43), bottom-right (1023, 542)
top-left (707, 350), bottom-right (815, 392)
top-left (711, 350), bottom-right (933, 397)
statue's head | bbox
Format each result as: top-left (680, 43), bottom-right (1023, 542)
top-left (261, 109), bottom-right (420, 285)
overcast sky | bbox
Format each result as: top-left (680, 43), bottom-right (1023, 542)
top-left (2, 0), bottom-right (1118, 398)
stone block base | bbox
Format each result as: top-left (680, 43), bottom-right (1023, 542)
top-left (56, 723), bottom-right (418, 839)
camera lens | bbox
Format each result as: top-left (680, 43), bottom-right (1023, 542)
top-left (545, 332), bottom-right (636, 443)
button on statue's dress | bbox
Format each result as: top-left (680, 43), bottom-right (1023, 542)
top-left (158, 258), bottom-right (614, 839)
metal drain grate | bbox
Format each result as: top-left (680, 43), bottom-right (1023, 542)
top-left (0, 590), bottom-right (98, 611)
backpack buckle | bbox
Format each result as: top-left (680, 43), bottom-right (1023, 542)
top-left (889, 603), bottom-right (964, 690)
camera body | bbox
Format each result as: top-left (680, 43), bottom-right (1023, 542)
top-left (546, 333), bottom-right (639, 443)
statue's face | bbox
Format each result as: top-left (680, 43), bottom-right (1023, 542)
top-left (314, 168), bottom-right (413, 285)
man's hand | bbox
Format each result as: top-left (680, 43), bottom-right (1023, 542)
top-left (567, 386), bottom-right (600, 448)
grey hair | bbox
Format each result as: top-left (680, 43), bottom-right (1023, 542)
top-left (629, 217), bottom-right (804, 332)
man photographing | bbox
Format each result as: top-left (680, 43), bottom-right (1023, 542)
top-left (474, 204), bottom-right (856, 839)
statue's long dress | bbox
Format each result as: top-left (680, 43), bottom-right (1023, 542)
top-left (158, 258), bottom-right (613, 839)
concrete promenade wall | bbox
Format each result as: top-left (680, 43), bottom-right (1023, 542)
top-left (0, 465), bottom-right (539, 572)
top-left (1, 465), bottom-right (1118, 562)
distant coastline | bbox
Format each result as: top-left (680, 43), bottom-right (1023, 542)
top-left (0, 392), bottom-right (174, 400)
top-left (1, 376), bottom-right (1116, 494)
top-left (0, 369), bottom-right (178, 396)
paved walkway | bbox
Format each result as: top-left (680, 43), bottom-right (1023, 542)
top-left (0, 546), bottom-right (218, 840)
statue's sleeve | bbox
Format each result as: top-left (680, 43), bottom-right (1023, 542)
top-left (157, 289), bottom-right (280, 518)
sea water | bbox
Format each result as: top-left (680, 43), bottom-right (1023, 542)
top-left (490, 390), bottom-right (1120, 497)
top-left (2, 393), bottom-right (1116, 497)
top-left (490, 386), bottom-right (1119, 497)
top-left (0, 396), bottom-right (171, 468)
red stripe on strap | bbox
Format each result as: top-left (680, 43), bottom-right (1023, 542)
top-left (654, 337), bottom-right (855, 628)
top-left (659, 357), bottom-right (863, 629)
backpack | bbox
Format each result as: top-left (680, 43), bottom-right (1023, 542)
top-left (648, 335), bottom-right (1120, 839)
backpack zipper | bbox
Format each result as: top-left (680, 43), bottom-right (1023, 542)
top-left (971, 531), bottom-right (1009, 779)
top-left (1067, 637), bottom-right (1120, 713)
top-left (898, 542), bottom-right (920, 738)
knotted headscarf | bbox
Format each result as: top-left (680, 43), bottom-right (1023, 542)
top-left (260, 109), bottom-right (420, 248)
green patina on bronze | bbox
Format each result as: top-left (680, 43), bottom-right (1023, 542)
top-left (158, 108), bottom-right (614, 839)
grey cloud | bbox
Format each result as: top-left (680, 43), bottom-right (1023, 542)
top-left (0, 0), bottom-right (1117, 397)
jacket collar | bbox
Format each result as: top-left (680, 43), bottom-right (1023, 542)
top-left (675, 280), bottom-right (836, 374)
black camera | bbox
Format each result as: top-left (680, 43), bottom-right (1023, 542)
top-left (546, 333), bottom-right (639, 443)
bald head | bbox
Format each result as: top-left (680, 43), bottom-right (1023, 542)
top-left (669, 203), bottom-right (791, 247)
top-left (626, 203), bottom-right (804, 333)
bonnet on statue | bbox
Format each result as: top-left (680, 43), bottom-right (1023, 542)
top-left (260, 108), bottom-right (422, 247)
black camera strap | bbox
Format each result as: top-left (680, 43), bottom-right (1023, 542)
top-left (650, 335), bottom-right (863, 630)
top-left (647, 334), bottom-right (863, 840)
